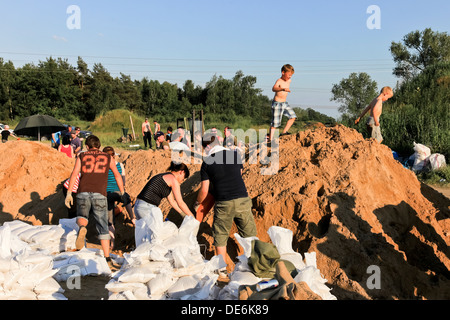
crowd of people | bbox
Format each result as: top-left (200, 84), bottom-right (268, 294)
top-left (62, 126), bottom-right (256, 276)
top-left (8, 64), bottom-right (392, 281)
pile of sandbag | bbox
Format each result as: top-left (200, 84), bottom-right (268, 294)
top-left (0, 223), bottom-right (66, 300)
top-left (106, 207), bottom-right (226, 300)
top-left (218, 226), bottom-right (336, 300)
top-left (411, 142), bottom-right (446, 172)
top-left (52, 248), bottom-right (112, 282)
top-left (3, 219), bottom-right (77, 253)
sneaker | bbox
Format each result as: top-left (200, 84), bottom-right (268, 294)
top-left (280, 132), bottom-right (291, 136)
top-left (106, 257), bottom-right (121, 271)
top-left (75, 226), bottom-right (87, 250)
top-left (216, 267), bottom-right (229, 282)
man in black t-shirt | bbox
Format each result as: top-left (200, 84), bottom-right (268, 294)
top-left (196, 133), bottom-right (257, 277)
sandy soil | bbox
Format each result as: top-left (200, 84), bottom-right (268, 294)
top-left (1, 124), bottom-right (449, 300)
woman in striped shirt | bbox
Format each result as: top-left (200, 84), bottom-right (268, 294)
top-left (134, 162), bottom-right (194, 220)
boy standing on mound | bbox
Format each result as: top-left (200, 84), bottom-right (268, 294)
top-left (65, 135), bottom-right (125, 270)
top-left (355, 86), bottom-right (393, 143)
top-left (269, 64), bottom-right (297, 141)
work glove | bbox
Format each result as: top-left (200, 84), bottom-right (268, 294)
top-left (121, 192), bottom-right (131, 206)
top-left (65, 191), bottom-right (73, 208)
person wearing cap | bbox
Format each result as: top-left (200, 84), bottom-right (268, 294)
top-left (155, 131), bottom-right (169, 150)
top-left (1, 125), bottom-right (20, 143)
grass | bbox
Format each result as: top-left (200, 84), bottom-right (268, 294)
top-left (417, 165), bottom-right (450, 187)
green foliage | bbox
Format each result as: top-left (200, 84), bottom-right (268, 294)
top-left (390, 28), bottom-right (450, 80)
top-left (382, 62), bottom-right (450, 158)
top-left (330, 72), bottom-right (378, 118)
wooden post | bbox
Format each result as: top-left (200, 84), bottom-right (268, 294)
top-left (130, 115), bottom-right (136, 140)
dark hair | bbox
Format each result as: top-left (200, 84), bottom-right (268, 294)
top-left (102, 146), bottom-right (115, 156)
top-left (168, 162), bottom-right (190, 179)
top-left (167, 126), bottom-right (173, 132)
top-left (201, 132), bottom-right (218, 148)
top-left (85, 135), bottom-right (101, 149)
top-left (62, 135), bottom-right (71, 146)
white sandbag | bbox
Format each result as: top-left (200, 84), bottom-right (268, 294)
top-left (105, 279), bottom-right (147, 293)
top-left (429, 153), bottom-right (446, 171)
top-left (133, 287), bottom-right (151, 300)
top-left (181, 274), bottom-right (219, 300)
top-left (412, 142), bottom-right (431, 171)
top-left (294, 266), bottom-right (336, 300)
top-left (0, 224), bottom-right (12, 259)
top-left (3, 220), bottom-right (31, 232)
top-left (234, 233), bottom-right (259, 258)
top-left (233, 255), bottom-right (252, 273)
top-left (162, 216), bottom-right (200, 250)
top-left (171, 246), bottom-right (204, 269)
top-left (280, 252), bottom-right (306, 270)
top-left (123, 242), bottom-right (169, 266)
top-left (229, 270), bottom-right (261, 286)
top-left (267, 226), bottom-right (295, 255)
top-left (0, 257), bottom-right (11, 273)
top-left (304, 252), bottom-right (317, 268)
top-left (167, 275), bottom-right (201, 299)
top-left (117, 261), bottom-right (171, 283)
top-left (147, 271), bottom-right (177, 298)
top-left (7, 221), bottom-right (34, 236)
top-left (33, 277), bottom-right (64, 295)
top-left (17, 227), bottom-right (44, 242)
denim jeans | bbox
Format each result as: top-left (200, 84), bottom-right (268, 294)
top-left (134, 199), bottom-right (158, 220)
top-left (76, 192), bottom-right (110, 240)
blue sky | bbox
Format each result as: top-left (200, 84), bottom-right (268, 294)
top-left (0, 0), bottom-right (449, 118)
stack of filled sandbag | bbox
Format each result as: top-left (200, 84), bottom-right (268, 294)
top-left (106, 207), bottom-right (226, 300)
top-left (0, 223), bottom-right (66, 300)
top-left (3, 219), bottom-right (77, 253)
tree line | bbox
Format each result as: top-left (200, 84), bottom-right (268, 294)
top-left (0, 57), bottom-right (335, 126)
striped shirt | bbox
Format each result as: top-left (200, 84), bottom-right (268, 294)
top-left (106, 162), bottom-right (125, 193)
top-left (64, 173), bottom-right (81, 193)
top-left (137, 173), bottom-right (172, 206)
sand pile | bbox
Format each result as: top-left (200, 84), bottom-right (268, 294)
top-left (0, 141), bottom-right (74, 226)
top-left (1, 125), bottom-right (449, 299)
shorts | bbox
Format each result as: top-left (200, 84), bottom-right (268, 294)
top-left (366, 117), bottom-right (383, 142)
top-left (270, 101), bottom-right (297, 128)
top-left (76, 192), bottom-right (110, 240)
top-left (213, 197), bottom-right (257, 247)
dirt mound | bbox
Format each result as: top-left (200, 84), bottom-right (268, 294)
top-left (0, 141), bottom-right (74, 225)
top-left (1, 125), bottom-right (449, 300)
top-left (242, 125), bottom-right (450, 299)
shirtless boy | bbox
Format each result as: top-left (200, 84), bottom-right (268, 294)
top-left (355, 86), bottom-right (393, 143)
top-left (269, 64), bottom-right (297, 141)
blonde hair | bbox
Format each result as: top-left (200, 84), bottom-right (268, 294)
top-left (380, 86), bottom-right (393, 95)
top-left (282, 64), bottom-right (295, 74)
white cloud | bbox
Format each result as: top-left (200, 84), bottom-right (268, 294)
top-left (52, 35), bottom-right (68, 42)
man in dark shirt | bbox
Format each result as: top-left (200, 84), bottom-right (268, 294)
top-left (196, 133), bottom-right (257, 277)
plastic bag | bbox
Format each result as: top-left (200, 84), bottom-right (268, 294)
top-left (412, 142), bottom-right (431, 172)
top-left (429, 153), bottom-right (446, 171)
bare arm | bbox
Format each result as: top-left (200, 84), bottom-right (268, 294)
top-left (272, 79), bottom-right (291, 92)
top-left (355, 104), bottom-right (372, 124)
top-left (168, 176), bottom-right (194, 217)
top-left (196, 180), bottom-right (210, 204)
